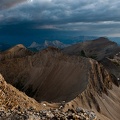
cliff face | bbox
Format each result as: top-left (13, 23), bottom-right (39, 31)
top-left (64, 59), bottom-right (120, 120)
top-left (62, 38), bottom-right (120, 120)
top-left (100, 55), bottom-right (120, 84)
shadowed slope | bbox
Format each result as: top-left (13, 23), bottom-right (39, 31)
top-left (64, 59), bottom-right (120, 120)
top-left (0, 47), bottom-right (90, 102)
top-left (100, 54), bottom-right (120, 85)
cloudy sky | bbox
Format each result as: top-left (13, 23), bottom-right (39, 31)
top-left (0, 0), bottom-right (120, 45)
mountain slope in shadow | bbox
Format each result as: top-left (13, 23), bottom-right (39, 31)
top-left (0, 47), bottom-right (90, 102)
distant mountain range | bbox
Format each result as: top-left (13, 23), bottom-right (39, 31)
top-left (28, 40), bottom-right (70, 51)
top-left (0, 36), bottom-right (120, 52)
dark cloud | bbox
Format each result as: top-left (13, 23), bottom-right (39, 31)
top-left (0, 0), bottom-right (27, 10)
top-left (0, 0), bottom-right (120, 37)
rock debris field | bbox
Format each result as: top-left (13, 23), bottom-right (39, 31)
top-left (0, 107), bottom-right (97, 120)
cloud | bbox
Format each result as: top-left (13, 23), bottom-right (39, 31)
top-left (0, 0), bottom-right (27, 10)
top-left (0, 0), bottom-right (120, 36)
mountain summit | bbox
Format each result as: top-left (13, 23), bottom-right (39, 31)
top-left (0, 44), bottom-right (33, 60)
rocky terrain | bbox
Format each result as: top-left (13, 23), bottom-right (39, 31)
top-left (0, 73), bottom-right (97, 120)
top-left (100, 53), bottom-right (120, 83)
top-left (0, 107), bottom-right (97, 120)
top-left (0, 74), bottom-right (41, 111)
top-left (0, 37), bottom-right (120, 120)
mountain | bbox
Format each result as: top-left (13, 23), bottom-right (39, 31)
top-left (0, 47), bottom-right (90, 101)
top-left (44, 40), bottom-right (68, 48)
top-left (0, 44), bottom-right (33, 60)
top-left (28, 41), bottom-right (40, 48)
top-left (28, 40), bottom-right (70, 51)
top-left (62, 37), bottom-right (120, 61)
top-left (0, 38), bottom-right (120, 119)
top-left (62, 37), bottom-right (120, 82)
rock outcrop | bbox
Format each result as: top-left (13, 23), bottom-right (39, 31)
top-left (100, 54), bottom-right (120, 85)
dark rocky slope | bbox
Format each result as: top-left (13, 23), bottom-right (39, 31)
top-left (0, 47), bottom-right (90, 102)
top-left (100, 54), bottom-right (120, 84)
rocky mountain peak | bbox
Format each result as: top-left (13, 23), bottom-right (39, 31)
top-left (0, 44), bottom-right (33, 60)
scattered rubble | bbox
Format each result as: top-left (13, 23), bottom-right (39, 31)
top-left (0, 107), bottom-right (97, 120)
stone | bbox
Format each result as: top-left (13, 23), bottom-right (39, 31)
top-left (76, 107), bottom-right (83, 113)
top-left (46, 112), bottom-right (54, 118)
